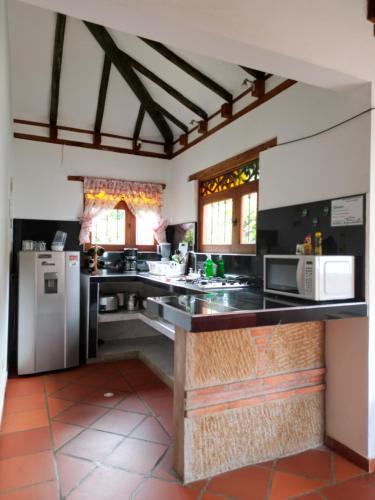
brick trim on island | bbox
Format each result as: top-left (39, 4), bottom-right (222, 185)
top-left (185, 367), bottom-right (326, 416)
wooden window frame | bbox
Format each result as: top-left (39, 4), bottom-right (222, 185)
top-left (199, 180), bottom-right (258, 254)
top-left (84, 199), bottom-right (157, 252)
top-left (194, 139), bottom-right (277, 255)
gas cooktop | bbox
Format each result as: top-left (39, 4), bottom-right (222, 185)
top-left (178, 276), bottom-right (250, 289)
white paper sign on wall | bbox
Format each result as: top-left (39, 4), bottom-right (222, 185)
top-left (331, 195), bottom-right (364, 227)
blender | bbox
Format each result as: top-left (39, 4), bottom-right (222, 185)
top-left (157, 243), bottom-right (171, 261)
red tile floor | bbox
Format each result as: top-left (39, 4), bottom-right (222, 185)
top-left (0, 359), bottom-right (374, 499)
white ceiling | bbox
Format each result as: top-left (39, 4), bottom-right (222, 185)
top-left (15, 0), bottom-right (373, 90)
top-left (9, 0), bottom-right (257, 142)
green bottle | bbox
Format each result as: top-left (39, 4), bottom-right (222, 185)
top-left (204, 254), bottom-right (214, 277)
top-left (216, 255), bottom-right (225, 278)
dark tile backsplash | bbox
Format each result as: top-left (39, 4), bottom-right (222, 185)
top-left (12, 218), bottom-right (82, 272)
top-left (192, 253), bottom-right (258, 278)
top-left (81, 251), bottom-right (161, 272)
top-left (256, 195), bottom-right (366, 298)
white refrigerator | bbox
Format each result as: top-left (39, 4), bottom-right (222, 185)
top-left (18, 251), bottom-right (80, 375)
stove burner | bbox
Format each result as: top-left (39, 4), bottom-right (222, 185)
top-left (183, 276), bottom-right (250, 289)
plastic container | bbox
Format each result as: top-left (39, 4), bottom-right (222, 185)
top-left (22, 240), bottom-right (34, 251)
top-left (146, 261), bottom-right (185, 277)
top-left (51, 244), bottom-right (64, 251)
top-left (52, 231), bottom-right (67, 251)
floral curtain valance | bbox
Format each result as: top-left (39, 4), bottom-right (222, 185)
top-left (79, 176), bottom-right (165, 245)
top-left (83, 177), bottom-right (163, 208)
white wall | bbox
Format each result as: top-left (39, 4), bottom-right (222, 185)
top-left (367, 86), bottom-right (375, 458)
top-left (169, 82), bottom-right (371, 224)
top-left (325, 318), bottom-right (369, 457)
top-left (0, 0), bottom-right (13, 420)
top-left (12, 140), bottom-right (172, 221)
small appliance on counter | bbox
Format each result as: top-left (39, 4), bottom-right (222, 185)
top-left (157, 243), bottom-right (171, 261)
top-left (263, 255), bottom-right (355, 301)
top-left (124, 248), bottom-right (138, 271)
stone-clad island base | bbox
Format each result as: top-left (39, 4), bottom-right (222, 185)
top-left (173, 321), bottom-right (325, 483)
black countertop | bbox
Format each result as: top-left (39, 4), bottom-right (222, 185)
top-left (81, 270), bottom-right (367, 332)
top-left (146, 291), bottom-right (367, 331)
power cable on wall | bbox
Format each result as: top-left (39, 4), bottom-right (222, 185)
top-left (273, 107), bottom-right (375, 149)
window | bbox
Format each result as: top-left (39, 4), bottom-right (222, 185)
top-left (91, 209), bottom-right (126, 245)
top-left (203, 198), bottom-right (233, 245)
top-left (241, 191), bottom-right (257, 244)
top-left (87, 200), bottom-right (156, 251)
top-left (198, 159), bottom-right (259, 254)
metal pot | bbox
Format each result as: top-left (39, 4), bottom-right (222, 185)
top-left (116, 292), bottom-right (126, 309)
top-left (126, 293), bottom-right (139, 311)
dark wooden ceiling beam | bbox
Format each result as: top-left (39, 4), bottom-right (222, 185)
top-left (154, 102), bottom-right (188, 133)
top-left (133, 104), bottom-right (145, 150)
top-left (197, 120), bottom-right (208, 134)
top-left (368, 0), bottom-right (375, 22)
top-left (139, 37), bottom-right (233, 102)
top-left (179, 134), bottom-right (188, 147)
top-left (221, 102), bottom-right (232, 118)
top-left (84, 22), bottom-right (173, 145)
top-left (251, 79), bottom-right (265, 98)
top-left (118, 51), bottom-right (208, 120)
top-left (94, 54), bottom-right (112, 144)
top-left (240, 66), bottom-right (268, 80)
top-left (49, 13), bottom-right (66, 139)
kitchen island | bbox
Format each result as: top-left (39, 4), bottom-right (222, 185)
top-left (146, 288), bottom-right (366, 482)
top-left (81, 271), bottom-right (367, 483)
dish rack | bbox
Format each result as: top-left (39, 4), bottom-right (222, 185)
top-left (147, 260), bottom-right (185, 277)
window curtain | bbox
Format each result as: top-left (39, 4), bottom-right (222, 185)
top-left (79, 176), bottom-right (166, 244)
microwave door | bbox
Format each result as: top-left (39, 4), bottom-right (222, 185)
top-left (265, 258), bottom-right (300, 295)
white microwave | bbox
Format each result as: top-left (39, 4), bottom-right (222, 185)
top-left (263, 255), bottom-right (355, 301)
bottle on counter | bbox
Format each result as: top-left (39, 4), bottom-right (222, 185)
top-left (204, 254), bottom-right (214, 277)
top-left (303, 234), bottom-right (313, 255)
top-left (314, 231), bottom-right (323, 255)
top-left (216, 255), bottom-right (225, 278)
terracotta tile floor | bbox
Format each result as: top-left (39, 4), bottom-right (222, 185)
top-left (0, 360), bottom-right (374, 499)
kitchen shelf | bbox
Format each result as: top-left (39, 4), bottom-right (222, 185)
top-left (98, 310), bottom-right (141, 323)
top-left (98, 310), bottom-right (175, 341)
top-left (93, 335), bottom-right (174, 388)
top-left (141, 314), bottom-right (175, 340)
